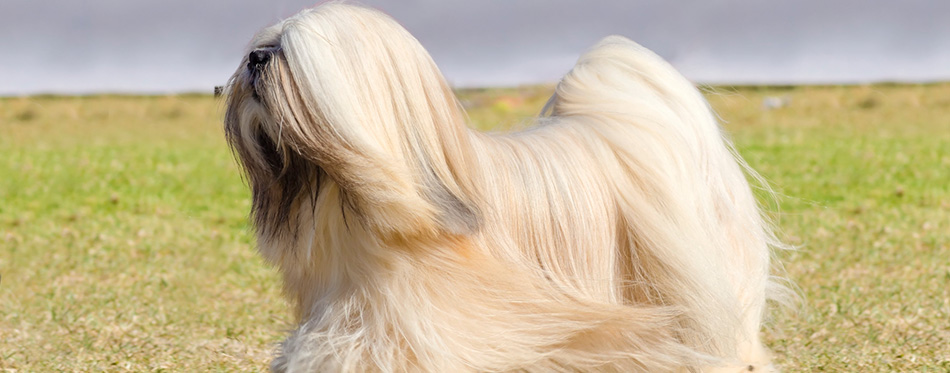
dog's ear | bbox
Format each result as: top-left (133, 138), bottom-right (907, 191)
top-left (269, 104), bottom-right (481, 238)
top-left (417, 152), bottom-right (481, 236)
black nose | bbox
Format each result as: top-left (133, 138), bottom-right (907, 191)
top-left (248, 49), bottom-right (271, 70)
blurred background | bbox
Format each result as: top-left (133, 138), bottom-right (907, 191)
top-left (2, 0), bottom-right (948, 95)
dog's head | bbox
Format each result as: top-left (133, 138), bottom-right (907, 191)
top-left (225, 3), bottom-right (480, 243)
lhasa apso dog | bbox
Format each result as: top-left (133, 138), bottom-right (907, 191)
top-left (224, 3), bottom-right (787, 372)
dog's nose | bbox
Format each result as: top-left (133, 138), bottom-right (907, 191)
top-left (248, 50), bottom-right (271, 70)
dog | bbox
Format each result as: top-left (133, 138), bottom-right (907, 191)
top-left (224, 3), bottom-right (787, 372)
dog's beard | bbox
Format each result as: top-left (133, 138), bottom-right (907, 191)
top-left (225, 50), bottom-right (328, 242)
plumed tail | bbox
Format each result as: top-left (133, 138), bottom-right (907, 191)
top-left (547, 35), bottom-right (786, 365)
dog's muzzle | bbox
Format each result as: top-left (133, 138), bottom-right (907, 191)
top-left (247, 48), bottom-right (278, 100)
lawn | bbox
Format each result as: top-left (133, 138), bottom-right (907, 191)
top-left (1, 84), bottom-right (948, 371)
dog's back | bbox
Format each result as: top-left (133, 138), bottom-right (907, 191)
top-left (474, 36), bottom-right (782, 370)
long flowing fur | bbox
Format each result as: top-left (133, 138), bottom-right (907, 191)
top-left (224, 3), bottom-right (787, 372)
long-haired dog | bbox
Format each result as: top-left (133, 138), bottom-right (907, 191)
top-left (224, 3), bottom-right (787, 372)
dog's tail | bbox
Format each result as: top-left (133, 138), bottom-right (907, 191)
top-left (547, 36), bottom-right (787, 369)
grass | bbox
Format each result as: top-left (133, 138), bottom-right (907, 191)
top-left (1, 84), bottom-right (948, 371)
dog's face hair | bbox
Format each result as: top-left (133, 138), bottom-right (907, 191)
top-left (225, 43), bottom-right (320, 242)
top-left (225, 6), bottom-right (480, 245)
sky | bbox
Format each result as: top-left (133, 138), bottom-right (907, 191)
top-left (2, 0), bottom-right (948, 95)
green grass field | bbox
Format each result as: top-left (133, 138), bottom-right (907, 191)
top-left (1, 84), bottom-right (948, 371)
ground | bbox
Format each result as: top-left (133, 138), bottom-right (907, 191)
top-left (1, 84), bottom-right (948, 371)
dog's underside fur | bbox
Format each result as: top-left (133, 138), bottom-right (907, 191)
top-left (225, 3), bottom-right (787, 372)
